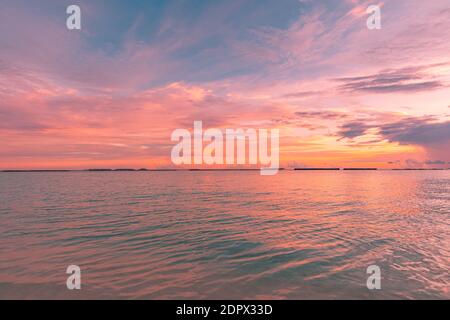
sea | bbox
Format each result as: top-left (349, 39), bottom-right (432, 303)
top-left (0, 170), bottom-right (448, 299)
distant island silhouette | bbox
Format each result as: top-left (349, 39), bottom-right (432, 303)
top-left (1, 168), bottom-right (449, 172)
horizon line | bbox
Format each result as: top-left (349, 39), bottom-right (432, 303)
top-left (1, 168), bottom-right (450, 173)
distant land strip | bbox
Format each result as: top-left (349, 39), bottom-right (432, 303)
top-left (1, 168), bottom-right (449, 172)
top-left (343, 168), bottom-right (378, 171)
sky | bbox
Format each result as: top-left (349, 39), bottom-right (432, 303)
top-left (0, 0), bottom-right (449, 169)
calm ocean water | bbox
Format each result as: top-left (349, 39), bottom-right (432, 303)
top-left (0, 171), bottom-right (448, 299)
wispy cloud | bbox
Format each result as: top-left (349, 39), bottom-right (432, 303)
top-left (379, 116), bottom-right (450, 146)
top-left (335, 64), bottom-right (448, 94)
